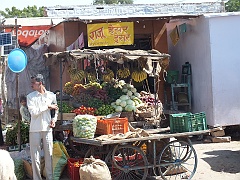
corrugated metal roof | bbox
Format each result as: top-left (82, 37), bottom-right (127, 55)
top-left (46, 2), bottom-right (225, 18)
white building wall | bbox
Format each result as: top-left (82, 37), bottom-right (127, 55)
top-left (208, 14), bottom-right (240, 126)
top-left (167, 13), bottom-right (240, 127)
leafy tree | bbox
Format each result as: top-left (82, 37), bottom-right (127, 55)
top-left (225, 0), bottom-right (240, 12)
top-left (0, 5), bottom-right (45, 18)
top-left (93, 0), bottom-right (133, 5)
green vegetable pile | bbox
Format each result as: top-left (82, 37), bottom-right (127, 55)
top-left (72, 115), bottom-right (97, 139)
top-left (95, 104), bottom-right (115, 116)
top-left (14, 159), bottom-right (25, 180)
top-left (104, 83), bottom-right (125, 103)
top-left (6, 122), bottom-right (29, 146)
top-left (87, 98), bottom-right (104, 109)
top-left (57, 101), bottom-right (74, 113)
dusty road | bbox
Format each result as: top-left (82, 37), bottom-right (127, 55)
top-left (192, 138), bottom-right (240, 180)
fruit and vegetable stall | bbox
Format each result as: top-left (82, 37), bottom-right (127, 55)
top-left (45, 48), bottom-right (171, 132)
top-left (42, 48), bottom-right (215, 180)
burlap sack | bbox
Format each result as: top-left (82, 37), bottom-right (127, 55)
top-left (79, 156), bottom-right (111, 180)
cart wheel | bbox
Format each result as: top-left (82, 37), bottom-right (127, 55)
top-left (111, 144), bottom-right (148, 180)
top-left (104, 146), bottom-right (119, 178)
top-left (68, 138), bottom-right (91, 157)
top-left (85, 145), bottom-right (114, 159)
top-left (158, 140), bottom-right (197, 180)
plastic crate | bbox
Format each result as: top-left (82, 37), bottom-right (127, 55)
top-left (95, 117), bottom-right (128, 135)
top-left (192, 112), bottom-right (207, 131)
top-left (170, 112), bottom-right (207, 133)
top-left (67, 158), bottom-right (84, 180)
top-left (170, 113), bottom-right (192, 133)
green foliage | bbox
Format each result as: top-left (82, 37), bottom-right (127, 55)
top-left (0, 5), bottom-right (45, 18)
top-left (57, 101), bottom-right (74, 113)
top-left (93, 0), bottom-right (133, 5)
top-left (6, 122), bottom-right (29, 146)
top-left (87, 98), bottom-right (104, 109)
top-left (225, 0), bottom-right (240, 12)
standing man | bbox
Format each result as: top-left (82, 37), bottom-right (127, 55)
top-left (27, 74), bottom-right (58, 180)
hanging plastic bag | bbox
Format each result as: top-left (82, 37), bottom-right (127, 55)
top-left (80, 156), bottom-right (111, 180)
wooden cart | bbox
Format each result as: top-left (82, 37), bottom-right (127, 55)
top-left (69, 127), bottom-right (221, 180)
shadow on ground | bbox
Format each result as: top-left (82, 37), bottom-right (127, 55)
top-left (201, 149), bottom-right (240, 174)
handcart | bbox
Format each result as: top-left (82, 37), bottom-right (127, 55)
top-left (70, 127), bottom-right (221, 180)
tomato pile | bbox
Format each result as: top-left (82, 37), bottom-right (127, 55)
top-left (72, 105), bottom-right (96, 115)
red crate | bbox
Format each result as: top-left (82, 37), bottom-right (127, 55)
top-left (67, 158), bottom-right (84, 180)
top-left (95, 117), bottom-right (128, 135)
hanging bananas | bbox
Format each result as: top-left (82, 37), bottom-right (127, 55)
top-left (102, 68), bottom-right (114, 82)
top-left (68, 68), bottom-right (85, 83)
top-left (131, 70), bottom-right (148, 82)
top-left (117, 68), bottom-right (130, 79)
top-left (86, 72), bottom-right (97, 82)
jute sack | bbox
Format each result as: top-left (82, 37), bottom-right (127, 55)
top-left (79, 156), bottom-right (111, 180)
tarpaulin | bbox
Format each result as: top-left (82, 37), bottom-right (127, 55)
top-left (5, 25), bottom-right (52, 47)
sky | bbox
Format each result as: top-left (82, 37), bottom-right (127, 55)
top-left (0, 0), bottom-right (160, 10)
top-left (0, 0), bottom-right (225, 11)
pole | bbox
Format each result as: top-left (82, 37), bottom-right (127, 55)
top-left (0, 49), bottom-right (3, 146)
top-left (14, 18), bottom-right (21, 151)
top-left (60, 58), bottom-right (63, 122)
top-left (16, 73), bottom-right (21, 151)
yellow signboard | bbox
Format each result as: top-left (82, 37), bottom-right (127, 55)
top-left (87, 22), bottom-right (134, 47)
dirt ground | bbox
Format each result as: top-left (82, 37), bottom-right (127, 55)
top-left (2, 127), bottom-right (240, 180)
top-left (60, 130), bottom-right (240, 180)
top-left (191, 136), bottom-right (240, 180)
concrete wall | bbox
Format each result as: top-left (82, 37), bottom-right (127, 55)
top-left (209, 14), bottom-right (240, 126)
top-left (167, 13), bottom-right (240, 127)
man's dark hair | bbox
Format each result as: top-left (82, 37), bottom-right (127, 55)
top-left (31, 74), bottom-right (45, 85)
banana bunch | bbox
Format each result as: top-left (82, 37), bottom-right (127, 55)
top-left (103, 68), bottom-right (114, 82)
top-left (131, 70), bottom-right (148, 82)
top-left (86, 72), bottom-right (97, 82)
top-left (117, 68), bottom-right (130, 78)
top-left (68, 68), bottom-right (85, 83)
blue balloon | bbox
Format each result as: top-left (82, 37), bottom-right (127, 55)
top-left (7, 48), bottom-right (27, 73)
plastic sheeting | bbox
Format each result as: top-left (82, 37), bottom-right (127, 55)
top-left (5, 44), bottom-right (49, 109)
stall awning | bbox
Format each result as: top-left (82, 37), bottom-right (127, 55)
top-left (44, 48), bottom-right (171, 74)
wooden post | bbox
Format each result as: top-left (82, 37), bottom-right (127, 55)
top-left (14, 18), bottom-right (22, 151)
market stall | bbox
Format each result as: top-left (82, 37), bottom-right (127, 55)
top-left (42, 48), bottom-right (215, 180)
top-left (44, 48), bottom-right (170, 130)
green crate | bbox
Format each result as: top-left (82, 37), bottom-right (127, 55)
top-left (166, 71), bottom-right (179, 84)
top-left (170, 112), bottom-right (207, 133)
top-left (192, 112), bottom-right (207, 131)
top-left (170, 113), bottom-right (193, 133)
